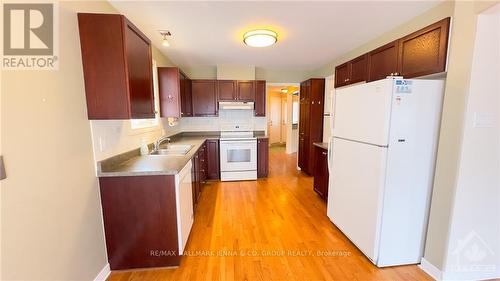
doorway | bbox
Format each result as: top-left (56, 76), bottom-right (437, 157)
top-left (266, 84), bottom-right (300, 153)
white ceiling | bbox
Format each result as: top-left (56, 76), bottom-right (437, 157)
top-left (110, 1), bottom-right (442, 71)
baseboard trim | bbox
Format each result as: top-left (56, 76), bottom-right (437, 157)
top-left (419, 258), bottom-right (442, 281)
top-left (94, 263), bottom-right (110, 281)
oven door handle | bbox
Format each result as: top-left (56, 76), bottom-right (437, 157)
top-left (220, 140), bottom-right (257, 145)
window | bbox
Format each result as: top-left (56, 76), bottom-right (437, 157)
top-left (130, 60), bottom-right (160, 130)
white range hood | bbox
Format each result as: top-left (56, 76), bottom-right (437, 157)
top-left (219, 101), bottom-right (254, 110)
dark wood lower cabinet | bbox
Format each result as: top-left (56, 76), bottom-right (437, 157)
top-left (206, 139), bottom-right (220, 180)
top-left (257, 138), bottom-right (269, 178)
top-left (313, 146), bottom-right (329, 201)
top-left (99, 176), bottom-right (181, 270)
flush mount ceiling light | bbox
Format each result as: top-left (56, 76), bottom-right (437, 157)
top-left (243, 29), bottom-right (277, 47)
top-left (281, 88), bottom-right (288, 93)
top-left (159, 30), bottom-right (171, 47)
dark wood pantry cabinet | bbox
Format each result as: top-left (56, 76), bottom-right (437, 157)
top-left (334, 17), bottom-right (451, 88)
top-left (257, 138), bottom-right (269, 178)
top-left (78, 13), bottom-right (154, 119)
top-left (298, 78), bottom-right (325, 175)
top-left (191, 80), bottom-right (218, 116)
top-left (313, 145), bottom-right (329, 201)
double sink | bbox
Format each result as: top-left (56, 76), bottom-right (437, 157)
top-left (149, 144), bottom-right (194, 156)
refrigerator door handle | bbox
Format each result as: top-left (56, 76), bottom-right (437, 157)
top-left (327, 136), bottom-right (334, 172)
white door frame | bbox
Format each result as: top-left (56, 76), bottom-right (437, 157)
top-left (266, 83), bottom-right (300, 154)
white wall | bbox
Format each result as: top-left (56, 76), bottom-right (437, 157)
top-left (1, 2), bottom-right (114, 280)
top-left (441, 5), bottom-right (500, 280)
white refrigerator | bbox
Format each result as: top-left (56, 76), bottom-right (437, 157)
top-left (326, 78), bottom-right (444, 267)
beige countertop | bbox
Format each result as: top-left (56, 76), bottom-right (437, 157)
top-left (313, 142), bottom-right (329, 150)
top-left (97, 131), bottom-right (267, 177)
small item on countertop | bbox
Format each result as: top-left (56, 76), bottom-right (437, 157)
top-left (167, 117), bottom-right (178, 127)
top-left (140, 139), bottom-right (149, 156)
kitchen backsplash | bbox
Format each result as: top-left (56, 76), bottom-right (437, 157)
top-left (90, 119), bottom-right (180, 162)
top-left (90, 109), bottom-right (266, 163)
top-left (180, 109), bottom-right (267, 131)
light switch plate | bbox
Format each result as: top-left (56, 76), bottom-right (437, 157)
top-left (473, 112), bottom-right (495, 128)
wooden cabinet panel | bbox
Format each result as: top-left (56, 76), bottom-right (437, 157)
top-left (237, 80), bottom-right (256, 101)
top-left (398, 17), bottom-right (450, 78)
top-left (192, 80), bottom-right (218, 116)
top-left (206, 139), bottom-right (220, 180)
top-left (367, 41), bottom-right (399, 82)
top-left (254, 80), bottom-right (266, 116)
top-left (78, 14), bottom-right (154, 119)
top-left (124, 20), bottom-right (155, 119)
top-left (217, 80), bottom-right (237, 101)
top-left (192, 152), bottom-right (202, 206)
top-left (158, 67), bottom-right (181, 118)
top-left (99, 176), bottom-right (181, 269)
top-left (298, 79), bottom-right (325, 175)
top-left (349, 54), bottom-right (368, 84)
top-left (313, 146), bottom-right (329, 201)
top-left (335, 63), bottom-right (349, 88)
top-left (180, 73), bottom-right (193, 117)
top-left (257, 138), bottom-right (269, 178)
top-left (298, 136), bottom-right (308, 172)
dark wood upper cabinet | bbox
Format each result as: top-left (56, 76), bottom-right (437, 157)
top-left (367, 41), bottom-right (399, 82)
top-left (217, 80), bottom-right (237, 101)
top-left (398, 17), bottom-right (450, 78)
top-left (257, 138), bottom-right (269, 178)
top-left (206, 139), bottom-right (220, 180)
top-left (350, 54), bottom-right (368, 84)
top-left (334, 63), bottom-right (349, 88)
top-left (158, 67), bottom-right (181, 118)
top-left (254, 80), bottom-right (266, 116)
top-left (158, 67), bottom-right (192, 118)
top-left (335, 18), bottom-right (451, 88)
top-left (78, 13), bottom-right (154, 119)
top-left (334, 55), bottom-right (367, 88)
top-left (237, 80), bottom-right (256, 101)
top-left (191, 80), bottom-right (218, 116)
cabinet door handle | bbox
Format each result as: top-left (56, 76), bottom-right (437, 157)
top-left (322, 151), bottom-right (327, 155)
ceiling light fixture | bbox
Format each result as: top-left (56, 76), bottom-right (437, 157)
top-left (243, 29), bottom-right (277, 47)
top-left (159, 30), bottom-right (171, 47)
top-left (281, 88), bottom-right (288, 94)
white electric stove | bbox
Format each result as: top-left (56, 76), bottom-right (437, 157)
top-left (219, 125), bottom-right (257, 181)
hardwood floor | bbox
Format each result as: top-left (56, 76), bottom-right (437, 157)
top-left (107, 146), bottom-right (432, 281)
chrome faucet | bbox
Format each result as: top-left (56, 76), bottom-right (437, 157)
top-left (153, 136), bottom-right (171, 152)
